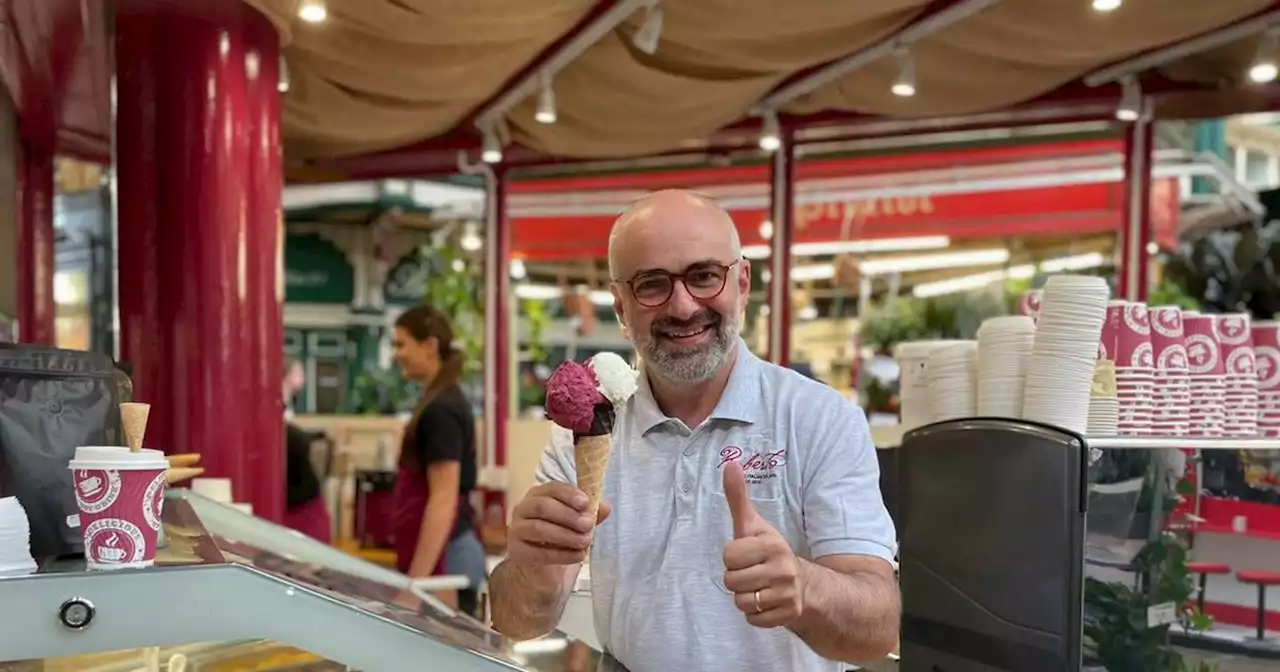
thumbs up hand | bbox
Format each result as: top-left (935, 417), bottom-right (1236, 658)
top-left (721, 460), bottom-right (804, 628)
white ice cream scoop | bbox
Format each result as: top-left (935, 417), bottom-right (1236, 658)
top-left (589, 352), bottom-right (638, 405)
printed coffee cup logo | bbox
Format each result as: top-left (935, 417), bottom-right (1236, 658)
top-left (1157, 345), bottom-right (1188, 371)
top-left (1151, 309), bottom-right (1182, 339)
top-left (1227, 348), bottom-right (1257, 376)
top-left (1186, 334), bottom-right (1218, 375)
top-left (143, 472), bottom-right (166, 531)
top-left (75, 469), bottom-right (122, 514)
top-left (1217, 317), bottom-right (1249, 345)
top-left (1123, 304), bottom-right (1150, 335)
top-left (1256, 346), bottom-right (1280, 389)
top-left (1132, 342), bottom-right (1154, 369)
top-left (85, 518), bottom-right (146, 566)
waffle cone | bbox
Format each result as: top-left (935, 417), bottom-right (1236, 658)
top-left (121, 402), bottom-right (151, 452)
top-left (574, 433), bottom-right (613, 521)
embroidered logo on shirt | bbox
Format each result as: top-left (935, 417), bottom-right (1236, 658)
top-left (717, 446), bottom-right (787, 484)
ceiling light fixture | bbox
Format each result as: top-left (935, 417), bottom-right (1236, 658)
top-left (298, 0), bottom-right (327, 23)
top-left (1115, 76), bottom-right (1141, 122)
top-left (277, 55), bottom-right (290, 93)
top-left (1249, 30), bottom-right (1280, 84)
top-left (460, 223), bottom-right (483, 252)
top-left (481, 126), bottom-right (504, 164)
top-left (633, 2), bottom-right (663, 55)
top-left (758, 111), bottom-right (781, 153)
top-left (891, 46), bottom-right (916, 97)
top-left (535, 72), bottom-right (557, 124)
top-left (1092, 0), bottom-right (1121, 12)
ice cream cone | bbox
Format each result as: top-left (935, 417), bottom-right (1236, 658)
top-left (121, 403), bottom-right (151, 453)
top-left (574, 434), bottom-right (612, 522)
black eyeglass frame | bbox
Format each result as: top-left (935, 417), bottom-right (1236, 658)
top-left (616, 259), bottom-right (742, 308)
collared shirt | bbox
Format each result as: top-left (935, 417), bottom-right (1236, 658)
top-left (535, 341), bottom-right (897, 672)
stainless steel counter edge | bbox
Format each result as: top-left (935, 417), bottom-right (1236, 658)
top-left (0, 563), bottom-right (521, 670)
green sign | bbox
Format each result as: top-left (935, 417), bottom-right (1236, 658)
top-left (285, 234), bottom-right (355, 304)
top-left (384, 248), bottom-right (437, 306)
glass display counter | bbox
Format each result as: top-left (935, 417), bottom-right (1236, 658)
top-left (0, 490), bottom-right (618, 671)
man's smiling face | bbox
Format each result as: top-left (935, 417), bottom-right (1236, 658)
top-left (608, 192), bottom-right (750, 385)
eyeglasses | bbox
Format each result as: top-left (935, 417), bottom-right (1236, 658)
top-left (620, 261), bottom-right (739, 308)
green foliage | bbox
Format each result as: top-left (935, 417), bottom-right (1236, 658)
top-left (1147, 279), bottom-right (1201, 311)
top-left (858, 289), bottom-right (1008, 353)
top-left (522, 298), bottom-right (550, 366)
top-left (422, 245), bottom-right (484, 384)
top-left (347, 367), bottom-right (419, 415)
top-left (1162, 219), bottom-right (1280, 319)
top-left (1083, 460), bottom-right (1217, 672)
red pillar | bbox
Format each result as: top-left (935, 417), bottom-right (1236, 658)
top-left (482, 166), bottom-right (511, 519)
top-left (766, 127), bottom-right (795, 366)
top-left (115, 0), bottom-right (284, 521)
top-left (1119, 105), bottom-right (1154, 302)
top-left (16, 141), bottom-right (54, 345)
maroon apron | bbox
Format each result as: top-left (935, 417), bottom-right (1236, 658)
top-left (283, 497), bottom-right (332, 545)
top-left (393, 464), bottom-right (456, 576)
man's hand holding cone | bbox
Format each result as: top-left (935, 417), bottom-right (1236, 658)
top-left (508, 483), bottom-right (612, 567)
top-left (722, 460), bottom-right (805, 628)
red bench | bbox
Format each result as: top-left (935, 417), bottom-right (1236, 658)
top-left (1236, 570), bottom-right (1280, 640)
top-left (1186, 562), bottom-right (1231, 615)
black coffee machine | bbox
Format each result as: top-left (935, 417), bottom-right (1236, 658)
top-left (895, 418), bottom-right (1088, 672)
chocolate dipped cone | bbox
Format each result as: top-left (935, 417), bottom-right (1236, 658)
top-left (121, 402), bottom-right (150, 452)
top-left (575, 434), bottom-right (612, 523)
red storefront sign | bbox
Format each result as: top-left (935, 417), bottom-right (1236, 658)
top-left (509, 139), bottom-right (1180, 261)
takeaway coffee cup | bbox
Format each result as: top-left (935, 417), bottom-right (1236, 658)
top-left (68, 446), bottom-right (168, 570)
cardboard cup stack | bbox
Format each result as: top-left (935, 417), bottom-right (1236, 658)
top-left (1255, 321), bottom-right (1280, 437)
top-left (1184, 313), bottom-right (1227, 437)
top-left (1218, 313), bottom-right (1259, 437)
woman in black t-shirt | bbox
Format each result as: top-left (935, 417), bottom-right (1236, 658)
top-left (390, 305), bottom-right (485, 613)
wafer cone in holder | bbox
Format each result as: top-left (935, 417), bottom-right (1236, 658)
top-left (121, 403), bottom-right (151, 452)
top-left (574, 434), bottom-right (612, 522)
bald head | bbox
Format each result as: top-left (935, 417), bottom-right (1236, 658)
top-left (607, 189), bottom-right (742, 280)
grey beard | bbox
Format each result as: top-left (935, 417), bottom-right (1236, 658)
top-left (633, 312), bottom-right (740, 385)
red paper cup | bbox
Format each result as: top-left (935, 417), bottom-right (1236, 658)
top-left (1101, 300), bottom-right (1124, 361)
top-left (68, 447), bottom-right (168, 570)
top-left (1254, 322), bottom-right (1280, 392)
top-left (1217, 313), bottom-right (1251, 347)
top-left (1184, 314), bottom-right (1224, 375)
top-left (1113, 302), bottom-right (1153, 368)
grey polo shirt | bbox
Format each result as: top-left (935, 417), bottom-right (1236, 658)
top-left (535, 341), bottom-right (897, 672)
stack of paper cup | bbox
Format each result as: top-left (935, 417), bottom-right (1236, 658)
top-left (68, 446), bottom-right (169, 570)
top-left (927, 341), bottom-right (978, 422)
top-left (1109, 301), bottom-right (1156, 436)
top-left (1018, 290), bottom-right (1044, 322)
top-left (1148, 306), bottom-right (1192, 436)
top-left (976, 316), bottom-right (1036, 418)
top-left (0, 497), bottom-right (36, 576)
top-left (894, 340), bottom-right (963, 432)
top-left (1218, 313), bottom-right (1259, 437)
top-left (1184, 313), bottom-right (1226, 437)
top-left (1022, 275), bottom-right (1110, 434)
top-left (1253, 321), bottom-right (1280, 438)
top-left (1099, 298), bottom-right (1120, 362)
top-left (1087, 360), bottom-right (1120, 436)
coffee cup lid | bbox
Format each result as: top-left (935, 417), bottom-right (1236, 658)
top-left (68, 446), bottom-right (168, 471)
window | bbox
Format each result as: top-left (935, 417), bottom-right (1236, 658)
top-left (1244, 149), bottom-right (1273, 187)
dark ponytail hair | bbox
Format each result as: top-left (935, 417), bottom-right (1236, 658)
top-left (396, 305), bottom-right (466, 473)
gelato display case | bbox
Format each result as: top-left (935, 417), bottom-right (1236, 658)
top-left (0, 490), bottom-right (616, 671)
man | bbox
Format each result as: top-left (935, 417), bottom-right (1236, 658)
top-left (490, 190), bottom-right (899, 671)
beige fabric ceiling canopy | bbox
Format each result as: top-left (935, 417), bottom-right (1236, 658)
top-left (246, 0), bottom-right (1279, 162)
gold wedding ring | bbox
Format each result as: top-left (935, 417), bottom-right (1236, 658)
top-left (753, 589), bottom-right (763, 614)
